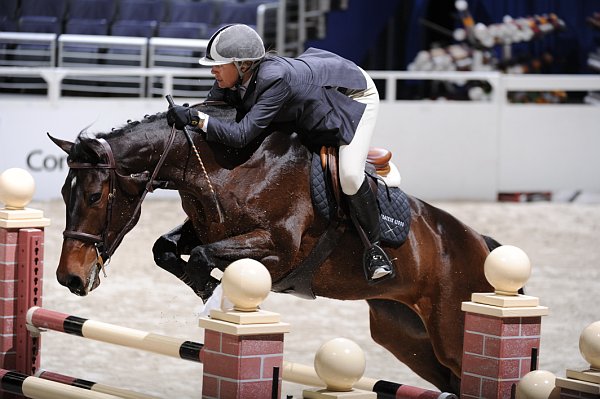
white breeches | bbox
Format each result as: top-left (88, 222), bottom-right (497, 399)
top-left (339, 68), bottom-right (380, 195)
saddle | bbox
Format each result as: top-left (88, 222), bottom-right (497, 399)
top-left (272, 146), bottom-right (411, 298)
top-left (318, 146), bottom-right (396, 216)
top-left (366, 147), bottom-right (393, 176)
top-left (311, 146), bottom-right (411, 248)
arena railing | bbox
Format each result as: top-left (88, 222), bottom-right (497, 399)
top-left (58, 34), bottom-right (148, 97)
top-left (367, 70), bottom-right (600, 104)
top-left (0, 32), bottom-right (57, 93)
top-left (148, 37), bottom-right (211, 98)
top-left (0, 66), bottom-right (215, 101)
top-left (1, 67), bottom-right (599, 105)
top-left (0, 32), bottom-right (213, 97)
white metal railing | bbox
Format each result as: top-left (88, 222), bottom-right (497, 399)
top-left (1, 70), bottom-right (599, 200)
top-left (257, 1), bottom-right (279, 48)
top-left (57, 34), bottom-right (149, 96)
top-left (367, 70), bottom-right (600, 104)
top-left (0, 32), bottom-right (57, 67)
top-left (147, 37), bottom-right (211, 98)
top-left (1, 68), bottom-right (599, 104)
top-left (277, 0), bottom-right (330, 57)
top-left (0, 67), bottom-right (213, 101)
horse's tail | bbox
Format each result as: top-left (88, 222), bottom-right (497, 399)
top-left (482, 235), bottom-right (502, 252)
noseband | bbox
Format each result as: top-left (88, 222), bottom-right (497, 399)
top-left (63, 130), bottom-right (177, 274)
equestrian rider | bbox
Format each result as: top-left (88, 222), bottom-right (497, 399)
top-left (167, 24), bottom-right (394, 282)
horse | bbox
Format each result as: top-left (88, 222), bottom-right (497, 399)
top-left (48, 104), bottom-right (498, 394)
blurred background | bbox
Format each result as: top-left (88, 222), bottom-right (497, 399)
top-left (1, 0), bottom-right (599, 202)
top-left (1, 1), bottom-right (600, 398)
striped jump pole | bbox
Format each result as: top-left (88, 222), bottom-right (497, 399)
top-left (36, 370), bottom-right (160, 399)
top-left (26, 306), bottom-right (456, 399)
top-left (282, 362), bottom-right (457, 399)
top-left (0, 368), bottom-right (123, 399)
top-left (26, 307), bottom-right (204, 363)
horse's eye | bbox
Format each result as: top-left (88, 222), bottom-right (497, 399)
top-left (89, 193), bottom-right (101, 205)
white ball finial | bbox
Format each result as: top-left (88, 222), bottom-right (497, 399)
top-left (515, 370), bottom-right (560, 399)
top-left (314, 338), bottom-right (366, 392)
top-left (579, 321), bottom-right (600, 370)
top-left (484, 245), bottom-right (531, 295)
top-left (221, 258), bottom-right (271, 311)
top-left (0, 168), bottom-right (36, 210)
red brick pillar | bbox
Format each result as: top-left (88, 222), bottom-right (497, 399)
top-left (199, 258), bottom-right (290, 399)
top-left (555, 321), bottom-right (600, 398)
top-left (0, 207), bottom-right (49, 376)
top-left (460, 245), bottom-right (548, 399)
top-left (0, 226), bottom-right (19, 372)
top-left (200, 310), bottom-right (290, 399)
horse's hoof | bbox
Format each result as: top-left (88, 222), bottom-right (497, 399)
top-left (197, 278), bottom-right (220, 302)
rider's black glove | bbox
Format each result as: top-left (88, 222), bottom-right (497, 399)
top-left (167, 105), bottom-right (200, 130)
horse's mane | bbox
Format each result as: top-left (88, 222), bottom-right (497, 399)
top-left (69, 104), bottom-right (238, 164)
top-left (78, 103), bottom-right (235, 141)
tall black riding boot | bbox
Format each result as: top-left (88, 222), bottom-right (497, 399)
top-left (346, 177), bottom-right (395, 282)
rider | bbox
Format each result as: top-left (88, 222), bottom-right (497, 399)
top-left (167, 24), bottom-right (394, 282)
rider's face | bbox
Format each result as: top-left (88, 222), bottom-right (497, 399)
top-left (211, 63), bottom-right (238, 88)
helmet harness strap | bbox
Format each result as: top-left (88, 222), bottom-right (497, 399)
top-left (233, 60), bottom-right (261, 84)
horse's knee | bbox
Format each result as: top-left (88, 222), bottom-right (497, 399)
top-left (152, 236), bottom-right (175, 265)
top-left (189, 246), bottom-right (210, 266)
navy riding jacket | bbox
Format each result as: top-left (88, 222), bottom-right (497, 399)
top-left (204, 48), bottom-right (368, 150)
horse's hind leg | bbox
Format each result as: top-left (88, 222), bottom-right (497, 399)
top-left (367, 299), bottom-right (459, 394)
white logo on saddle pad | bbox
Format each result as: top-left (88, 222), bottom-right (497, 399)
top-left (382, 214), bottom-right (405, 227)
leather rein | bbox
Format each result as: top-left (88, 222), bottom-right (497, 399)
top-left (63, 127), bottom-right (178, 276)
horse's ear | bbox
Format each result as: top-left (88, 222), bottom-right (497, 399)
top-left (47, 133), bottom-right (73, 155)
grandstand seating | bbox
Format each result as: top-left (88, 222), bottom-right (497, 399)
top-left (0, 0), bottom-right (279, 97)
top-left (65, 18), bottom-right (110, 35)
top-left (63, 0), bottom-right (116, 35)
top-left (1, 0), bottom-right (267, 37)
top-left (114, 0), bottom-right (166, 22)
top-left (68, 0), bottom-right (117, 21)
top-left (18, 0), bottom-right (67, 33)
top-left (20, 0), bottom-right (68, 19)
top-left (111, 19), bottom-right (157, 38)
top-left (166, 0), bottom-right (215, 24)
top-left (0, 0), bottom-right (19, 31)
top-left (156, 0), bottom-right (215, 39)
top-left (218, 1), bottom-right (259, 26)
top-left (18, 16), bottom-right (62, 34)
top-left (157, 21), bottom-right (208, 39)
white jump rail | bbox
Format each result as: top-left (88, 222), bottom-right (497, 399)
top-left (25, 306), bottom-right (455, 399)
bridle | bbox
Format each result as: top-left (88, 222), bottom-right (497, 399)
top-left (62, 102), bottom-right (226, 290)
top-left (63, 128), bottom-right (178, 278)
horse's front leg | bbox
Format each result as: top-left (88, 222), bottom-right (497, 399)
top-left (186, 228), bottom-right (276, 302)
top-left (152, 220), bottom-right (206, 295)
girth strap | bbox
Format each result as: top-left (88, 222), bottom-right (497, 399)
top-left (271, 220), bottom-right (346, 299)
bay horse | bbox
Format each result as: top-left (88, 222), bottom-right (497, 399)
top-left (49, 104), bottom-right (497, 394)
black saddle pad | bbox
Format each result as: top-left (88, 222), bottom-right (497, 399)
top-left (310, 153), bottom-right (411, 247)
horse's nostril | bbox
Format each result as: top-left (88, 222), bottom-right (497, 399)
top-left (64, 274), bottom-right (86, 296)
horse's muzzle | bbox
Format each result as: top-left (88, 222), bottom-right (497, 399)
top-left (58, 272), bottom-right (89, 296)
top-left (56, 240), bottom-right (102, 296)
